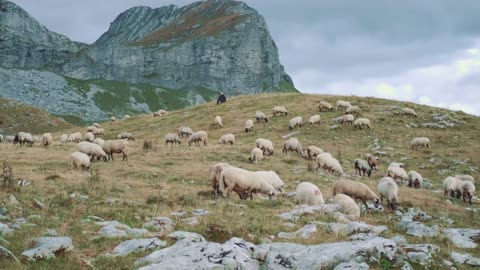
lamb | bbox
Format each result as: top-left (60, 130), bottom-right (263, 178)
top-left (333, 179), bottom-right (380, 209)
top-left (306, 145), bottom-right (323, 160)
top-left (218, 134), bottom-right (234, 145)
top-left (85, 132), bottom-right (95, 142)
top-left (248, 148), bottom-right (263, 164)
top-left (345, 106), bottom-right (361, 116)
top-left (283, 138), bottom-right (303, 156)
top-left (214, 116), bottom-right (223, 128)
top-left (210, 163), bottom-right (233, 195)
top-left (110, 116), bottom-right (116, 121)
top-left (462, 181), bottom-right (476, 205)
top-left (365, 153), bottom-right (380, 171)
top-left (255, 111), bottom-right (268, 123)
top-left (60, 134), bottom-right (68, 142)
top-left (353, 118), bottom-right (371, 130)
top-left (408, 171), bottom-right (423, 189)
top-left (255, 138), bottom-right (274, 156)
top-left (377, 177), bottom-right (399, 210)
top-left (117, 132), bottom-right (135, 141)
top-left (295, 182), bottom-right (325, 205)
top-left (70, 152), bottom-right (90, 170)
top-left (244, 119), bottom-right (254, 133)
top-left (442, 176), bottom-right (460, 198)
top-left (102, 140), bottom-right (129, 161)
top-left (308, 114), bottom-right (321, 125)
top-left (93, 138), bottom-right (105, 147)
top-left (318, 101), bottom-right (333, 112)
top-left (188, 131), bottom-right (208, 146)
top-left (455, 175), bottom-right (475, 183)
top-left (219, 167), bottom-right (277, 200)
top-left (92, 128), bottom-right (105, 136)
top-left (5, 135), bottom-right (15, 144)
top-left (411, 137), bottom-right (431, 150)
top-left (165, 133), bottom-right (182, 146)
top-left (272, 106), bottom-right (288, 117)
top-left (354, 159), bottom-right (372, 177)
top-left (76, 142), bottom-right (107, 161)
top-left (68, 132), bottom-right (82, 143)
top-left (336, 100), bottom-right (351, 111)
top-left (177, 127), bottom-right (194, 138)
top-left (401, 107), bottom-right (417, 117)
top-left (41, 133), bottom-right (53, 147)
top-left (289, 116), bottom-right (303, 130)
top-left (387, 166), bottom-right (408, 181)
top-left (332, 194), bottom-right (360, 220)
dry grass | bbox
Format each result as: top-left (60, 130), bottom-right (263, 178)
top-left (0, 93), bottom-right (479, 269)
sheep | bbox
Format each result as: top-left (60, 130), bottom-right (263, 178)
top-left (157, 109), bottom-right (168, 115)
top-left (188, 131), bottom-right (208, 146)
top-left (92, 123), bottom-right (100, 128)
top-left (153, 111), bottom-right (161, 117)
top-left (442, 176), bottom-right (460, 198)
top-left (289, 116), bottom-right (303, 130)
top-left (283, 138), bottom-right (303, 156)
top-left (110, 116), bottom-right (116, 121)
top-left (455, 175), bottom-right (475, 183)
top-left (77, 142), bottom-right (107, 161)
top-left (387, 166), bottom-right (408, 181)
top-left (318, 101), bottom-right (333, 112)
top-left (33, 135), bottom-right (42, 143)
top-left (272, 106), bottom-right (288, 117)
top-left (322, 156), bottom-right (344, 176)
top-left (334, 114), bottom-right (354, 125)
top-left (453, 178), bottom-right (466, 199)
top-left (0, 135), bottom-right (4, 143)
top-left (295, 182), bottom-right (325, 205)
top-left (41, 133), bottom-right (53, 147)
top-left (365, 153), bottom-right (380, 171)
top-left (86, 126), bottom-right (97, 132)
top-left (308, 114), bottom-right (321, 125)
top-left (401, 107), bottom-right (417, 117)
top-left (5, 135), bottom-right (14, 144)
top-left (255, 171), bottom-right (285, 193)
top-left (70, 152), bottom-right (90, 170)
top-left (336, 100), bottom-right (351, 111)
top-left (408, 171), bottom-right (423, 189)
top-left (333, 179), bottom-right (380, 209)
top-left (67, 132), bottom-right (82, 143)
top-left (117, 132), bottom-right (135, 141)
top-left (255, 111), bottom-right (268, 123)
top-left (388, 162), bottom-right (405, 169)
top-left (219, 167), bottom-right (277, 200)
top-left (14, 132), bottom-right (34, 146)
top-left (123, 114), bottom-right (131, 120)
top-left (256, 138), bottom-right (274, 156)
top-left (210, 163), bottom-right (233, 195)
top-left (316, 152), bottom-right (333, 172)
top-left (248, 148), bottom-right (263, 164)
top-left (353, 118), bottom-right (371, 130)
top-left (462, 181), bottom-right (476, 205)
top-left (93, 138), bottom-right (105, 147)
top-left (60, 134), bottom-right (68, 142)
top-left (92, 128), bottom-right (105, 136)
top-left (377, 177), bottom-right (399, 210)
top-left (165, 133), bottom-right (181, 146)
top-left (245, 119), bottom-right (254, 133)
top-left (214, 116), bottom-right (223, 128)
top-left (306, 146), bottom-right (323, 160)
top-left (411, 137), bottom-right (430, 150)
top-left (218, 134), bottom-right (234, 145)
top-left (345, 106), bottom-right (361, 116)
top-left (177, 127), bottom-right (194, 138)
top-left (85, 132), bottom-right (95, 142)
top-left (102, 140), bottom-right (129, 161)
top-left (333, 194), bottom-right (361, 220)
top-left (354, 159), bottom-right (372, 177)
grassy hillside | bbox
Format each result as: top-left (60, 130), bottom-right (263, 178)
top-left (0, 93), bottom-right (478, 269)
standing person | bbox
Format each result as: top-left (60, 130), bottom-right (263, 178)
top-left (217, 92), bottom-right (226, 104)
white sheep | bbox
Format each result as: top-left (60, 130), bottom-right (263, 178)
top-left (219, 167), bottom-right (277, 200)
top-left (401, 107), bottom-right (417, 117)
top-left (177, 127), bottom-right (194, 138)
top-left (319, 101), bottom-right (333, 112)
top-left (60, 134), bottom-right (68, 142)
top-left (387, 166), bottom-right (408, 181)
top-left (70, 152), bottom-right (90, 170)
top-left (365, 153), bottom-right (380, 171)
top-left (283, 138), bottom-right (303, 156)
top-left (333, 179), bottom-right (380, 209)
top-left (353, 118), bottom-right (371, 130)
top-left (77, 142), bottom-right (107, 161)
top-left (214, 116), bottom-right (223, 128)
top-left (323, 156), bottom-right (344, 176)
top-left (248, 148), bottom-right (263, 164)
top-left (67, 132), bottom-right (82, 143)
top-left (92, 128), bottom-right (105, 136)
top-left (336, 100), bottom-right (351, 111)
top-left (354, 159), bottom-right (372, 177)
top-left (345, 106), bottom-right (361, 116)
top-left (117, 132), bottom-right (135, 141)
top-left (210, 163), bottom-right (233, 195)
top-left (411, 137), bottom-right (430, 150)
top-left (272, 106), bottom-right (288, 117)
top-left (218, 134), bottom-right (235, 145)
top-left (408, 171), bottom-right (423, 189)
top-left (306, 146), bottom-right (323, 160)
top-left (255, 111), bottom-right (268, 123)
top-left (316, 152), bottom-right (333, 172)
top-left (110, 116), bottom-right (116, 121)
top-left (245, 119), bottom-right (254, 133)
top-left (15, 132), bottom-right (34, 146)
top-left (153, 111), bottom-right (161, 117)
top-left (332, 194), bottom-right (360, 220)
top-left (86, 126), bottom-right (97, 132)
top-left (92, 123), bottom-right (100, 128)
top-left (455, 175), bottom-right (475, 183)
top-left (295, 182), bottom-right (325, 205)
top-left (93, 138), bottom-right (105, 147)
top-left (102, 140), bottom-right (129, 161)
top-left (255, 138), bottom-right (274, 156)
top-left (377, 177), bottom-right (399, 210)
top-left (123, 114), bottom-right (131, 120)
top-left (443, 176), bottom-right (460, 198)
top-left (165, 133), bottom-right (182, 146)
top-left (308, 114), bottom-right (321, 125)
top-left (334, 114), bottom-right (354, 125)
top-left (188, 131), bottom-right (208, 146)
top-left (289, 116), bottom-right (303, 130)
top-left (462, 181), bottom-right (476, 205)
top-left (453, 178), bottom-right (466, 199)
top-left (5, 135), bottom-right (15, 144)
top-left (41, 133), bottom-right (53, 147)
top-left (0, 135), bottom-right (4, 143)
top-left (85, 132), bottom-right (95, 142)
top-left (255, 171), bottom-right (285, 193)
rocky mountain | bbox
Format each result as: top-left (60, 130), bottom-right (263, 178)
top-left (0, 0), bottom-right (295, 123)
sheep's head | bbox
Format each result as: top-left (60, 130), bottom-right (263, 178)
top-left (267, 189), bottom-right (278, 200)
top-left (389, 199), bottom-right (398, 210)
top-left (374, 198), bottom-right (380, 208)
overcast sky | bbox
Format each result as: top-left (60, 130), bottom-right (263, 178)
top-left (12, 0), bottom-right (480, 115)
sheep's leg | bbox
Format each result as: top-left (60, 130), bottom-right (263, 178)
top-left (468, 194), bottom-right (472, 205)
top-left (363, 201), bottom-right (369, 210)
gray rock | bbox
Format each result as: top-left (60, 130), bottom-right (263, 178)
top-left (334, 262), bottom-right (369, 269)
top-left (0, 222), bottom-right (13, 236)
top-left (182, 217), bottom-right (199, 226)
top-left (99, 224), bottom-right (128, 238)
top-left (450, 251), bottom-right (480, 266)
top-left (21, 237), bottom-right (74, 261)
top-left (143, 217), bottom-right (174, 236)
top-left (192, 209), bottom-right (209, 216)
top-left (169, 211), bottom-right (186, 217)
top-left (167, 231), bottom-right (206, 242)
top-left (401, 244), bottom-right (439, 266)
top-left (326, 222), bottom-right (387, 237)
top-left (391, 235), bottom-right (408, 245)
top-left (443, 228), bottom-right (480, 249)
top-left (8, 194), bottom-right (19, 205)
top-left (277, 224), bottom-right (317, 239)
top-left (108, 238), bottom-right (166, 257)
top-left (278, 204), bottom-right (342, 222)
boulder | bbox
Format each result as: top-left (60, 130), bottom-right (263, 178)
top-left (108, 238), bottom-right (166, 257)
top-left (21, 237), bottom-right (73, 261)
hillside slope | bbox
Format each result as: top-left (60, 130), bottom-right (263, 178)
top-left (0, 93), bottom-right (478, 269)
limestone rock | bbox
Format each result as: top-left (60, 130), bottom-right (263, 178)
top-left (108, 238), bottom-right (166, 257)
top-left (21, 237), bottom-right (73, 261)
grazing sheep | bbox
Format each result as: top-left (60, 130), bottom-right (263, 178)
top-left (123, 114), bottom-right (131, 120)
top-left (219, 167), bottom-right (277, 200)
top-left (70, 152), bottom-right (90, 170)
top-left (33, 135), bottom-right (42, 143)
top-left (377, 177), bottom-right (399, 210)
top-left (306, 146), bottom-right (323, 160)
top-left (218, 134), bottom-right (234, 145)
top-left (117, 132), bottom-right (135, 141)
top-left (210, 163), bottom-right (233, 195)
top-left (92, 128), bottom-right (105, 136)
top-left (165, 133), bottom-right (182, 146)
top-left (214, 116), bottom-right (223, 128)
top-left (102, 140), bottom-right (129, 161)
top-left (188, 131), bottom-right (208, 146)
top-left (334, 114), bottom-right (354, 125)
top-left (255, 171), bottom-right (285, 193)
top-left (332, 194), bottom-right (360, 220)
top-left (295, 182), bottom-right (325, 205)
top-left (60, 134), bottom-right (68, 142)
top-left (86, 126), bottom-right (97, 132)
top-left (93, 138), bottom-right (105, 147)
top-left (411, 137), bottom-right (431, 150)
top-left (0, 135), bottom-right (4, 143)
top-left (345, 106), bottom-right (361, 116)
top-left (333, 180), bottom-right (380, 209)
top-left (316, 152), bottom-right (333, 172)
top-left (77, 142), bottom-right (107, 161)
top-left (353, 118), bottom-right (371, 130)
top-left (408, 171), bottom-right (423, 188)
top-left (283, 138), bottom-right (303, 156)
top-left (289, 116), bottom-right (303, 130)
top-left (272, 106), bottom-right (288, 117)
top-left (453, 179), bottom-right (466, 199)
top-left (5, 135), bottom-right (15, 144)
top-left (248, 148), bottom-right (263, 164)
top-left (365, 153), bottom-right (380, 171)
top-left (354, 159), bottom-right (372, 177)
top-left (92, 123), bottom-right (100, 128)
top-left (41, 133), bottom-right (53, 147)
top-left (153, 111), bottom-right (161, 117)
top-left (255, 138), bottom-right (274, 156)
top-left (157, 109), bottom-right (168, 115)
top-left (388, 162), bottom-right (405, 169)
top-left (401, 107), bottom-right (417, 117)
top-left (245, 119), bottom-right (254, 133)
top-left (110, 116), bottom-right (116, 121)
top-left (387, 166), bottom-right (408, 181)
top-left (255, 111), bottom-right (268, 123)
top-left (323, 156), bottom-right (344, 176)
top-left (177, 127), bottom-right (194, 138)
top-left (14, 132), bottom-right (34, 146)
top-left (442, 176), bottom-right (460, 198)
top-left (319, 101), bottom-right (333, 112)
top-left (85, 132), bottom-right (95, 142)
top-left (308, 114), bottom-right (321, 125)
top-left (455, 175), bottom-right (475, 183)
top-left (462, 181), bottom-right (476, 205)
top-left (336, 100), bottom-right (352, 111)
